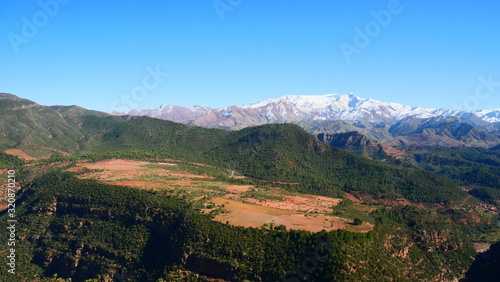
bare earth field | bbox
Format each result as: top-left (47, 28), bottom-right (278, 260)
top-left (4, 147), bottom-right (70, 160)
top-left (3, 149), bottom-right (36, 161)
top-left (67, 159), bottom-right (374, 233)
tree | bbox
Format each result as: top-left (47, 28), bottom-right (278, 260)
top-left (353, 218), bottom-right (363, 225)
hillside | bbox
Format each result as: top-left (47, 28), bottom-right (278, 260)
top-left (0, 170), bottom-right (478, 281)
top-left (388, 116), bottom-right (500, 148)
top-left (201, 124), bottom-right (465, 203)
top-left (0, 94), bottom-right (468, 204)
top-left (316, 131), bottom-right (387, 159)
top-left (48, 105), bottom-right (109, 119)
top-left (0, 95), bottom-right (85, 158)
top-left (407, 146), bottom-right (500, 204)
top-left (0, 93), bottom-right (498, 281)
top-left (73, 117), bottom-right (465, 203)
top-left (82, 115), bottom-right (229, 160)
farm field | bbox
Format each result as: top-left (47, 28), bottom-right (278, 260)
top-left (68, 159), bottom-right (375, 232)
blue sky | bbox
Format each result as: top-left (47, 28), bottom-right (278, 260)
top-left (1, 0), bottom-right (499, 112)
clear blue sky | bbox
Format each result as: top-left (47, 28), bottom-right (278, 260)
top-left (1, 0), bottom-right (500, 112)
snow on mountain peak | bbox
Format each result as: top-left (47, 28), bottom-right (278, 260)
top-left (112, 93), bottom-right (500, 124)
top-left (237, 94), bottom-right (500, 123)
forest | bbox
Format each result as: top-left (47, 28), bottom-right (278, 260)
top-left (0, 101), bottom-right (499, 281)
top-left (0, 170), bottom-right (481, 281)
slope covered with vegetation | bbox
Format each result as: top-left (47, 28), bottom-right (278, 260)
top-left (70, 116), bottom-right (467, 203)
top-left (402, 146), bottom-right (500, 203)
top-left (1, 94), bottom-right (497, 281)
top-left (0, 93), bottom-right (468, 204)
top-left (0, 171), bottom-right (478, 281)
top-left (205, 124), bottom-right (465, 203)
top-left (0, 97), bottom-right (84, 156)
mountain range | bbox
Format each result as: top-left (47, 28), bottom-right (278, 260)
top-left (3, 91), bottom-right (497, 204)
top-left (112, 94), bottom-right (500, 125)
top-left (1, 92), bottom-right (500, 281)
top-left (111, 94), bottom-right (500, 149)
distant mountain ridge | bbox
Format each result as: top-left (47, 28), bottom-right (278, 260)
top-left (111, 94), bottom-right (500, 148)
top-left (0, 92), bottom-right (467, 204)
top-left (111, 94), bottom-right (500, 127)
top-left (1, 92), bottom-right (498, 282)
top-left (317, 131), bottom-right (387, 159)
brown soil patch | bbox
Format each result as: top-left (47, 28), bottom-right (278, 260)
top-left (103, 181), bottom-right (166, 189)
top-left (244, 194), bottom-right (341, 214)
top-left (38, 145), bottom-right (70, 157)
top-left (343, 192), bottom-right (363, 203)
top-left (4, 146), bottom-right (69, 161)
top-left (381, 144), bottom-right (408, 159)
top-left (225, 185), bottom-right (253, 193)
top-left (67, 159), bottom-right (374, 233)
top-left (473, 243), bottom-right (491, 253)
top-left (67, 167), bottom-right (83, 173)
top-left (4, 149), bottom-right (36, 161)
top-left (68, 159), bottom-right (218, 191)
top-left (77, 159), bottom-right (150, 170)
top-left (211, 197), bottom-right (373, 233)
top-left (212, 198), bottom-right (338, 232)
top-left (168, 172), bottom-right (216, 179)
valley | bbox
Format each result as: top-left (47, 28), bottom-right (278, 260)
top-left (67, 159), bottom-right (375, 233)
top-left (0, 93), bottom-right (499, 281)
top-left (3, 1), bottom-right (500, 280)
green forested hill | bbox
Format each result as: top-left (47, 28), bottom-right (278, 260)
top-left (204, 124), bottom-right (465, 203)
top-left (78, 117), bottom-right (466, 203)
top-left (83, 115), bottom-right (229, 159)
top-left (400, 146), bottom-right (500, 203)
top-left (48, 105), bottom-right (109, 119)
top-left (0, 171), bottom-right (476, 281)
top-left (0, 98), bottom-right (84, 155)
top-left (0, 94), bottom-right (495, 281)
top-left (0, 94), bottom-right (468, 203)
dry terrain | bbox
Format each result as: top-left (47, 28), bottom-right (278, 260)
top-left (4, 149), bottom-right (36, 161)
top-left (67, 159), bottom-right (374, 232)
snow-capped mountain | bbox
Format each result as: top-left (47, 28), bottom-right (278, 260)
top-left (110, 94), bottom-right (500, 148)
top-left (111, 94), bottom-right (500, 129)
top-left (240, 94), bottom-right (440, 123)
